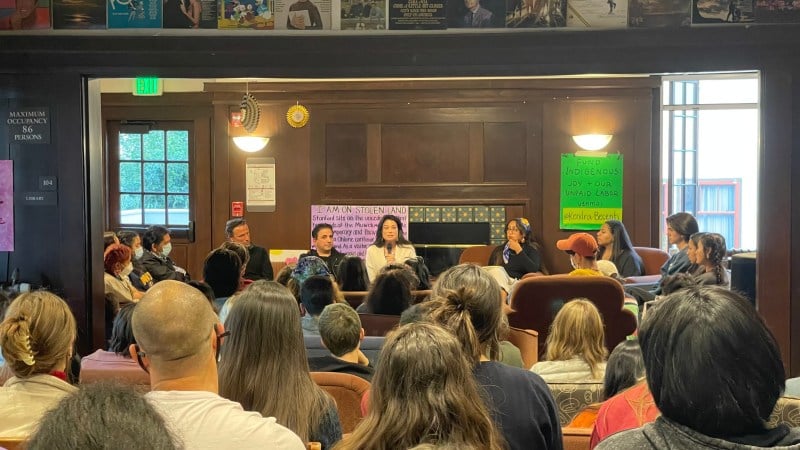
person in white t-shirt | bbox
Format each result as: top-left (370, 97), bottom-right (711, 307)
top-left (130, 280), bottom-right (305, 450)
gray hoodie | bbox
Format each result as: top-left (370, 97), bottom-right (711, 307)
top-left (598, 416), bottom-right (800, 450)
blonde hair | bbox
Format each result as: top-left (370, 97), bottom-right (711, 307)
top-left (0, 291), bottom-right (76, 378)
top-left (337, 323), bottom-right (504, 450)
top-left (545, 298), bottom-right (608, 378)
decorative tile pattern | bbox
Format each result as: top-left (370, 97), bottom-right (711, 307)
top-left (457, 206), bottom-right (474, 222)
top-left (425, 207), bottom-right (441, 222)
top-left (490, 206), bottom-right (506, 223)
top-left (491, 222), bottom-right (506, 241)
top-left (409, 207), bottom-right (425, 222)
top-left (442, 207), bottom-right (457, 222)
top-left (474, 206), bottom-right (489, 222)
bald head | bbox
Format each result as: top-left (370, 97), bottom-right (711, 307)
top-left (131, 281), bottom-right (219, 369)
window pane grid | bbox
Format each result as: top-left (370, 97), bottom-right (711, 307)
top-left (117, 127), bottom-right (190, 227)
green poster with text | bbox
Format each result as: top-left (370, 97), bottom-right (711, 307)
top-left (560, 154), bottom-right (623, 230)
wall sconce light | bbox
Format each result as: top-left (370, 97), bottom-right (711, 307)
top-left (572, 134), bottom-right (613, 152)
top-left (233, 136), bottom-right (270, 153)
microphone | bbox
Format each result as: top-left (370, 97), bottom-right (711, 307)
top-left (386, 243), bottom-right (393, 254)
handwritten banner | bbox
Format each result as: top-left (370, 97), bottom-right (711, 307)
top-left (560, 154), bottom-right (623, 230)
top-left (310, 205), bottom-right (409, 257)
top-left (0, 161), bottom-right (13, 251)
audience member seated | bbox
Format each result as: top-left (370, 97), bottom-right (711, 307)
top-left (356, 266), bottom-right (414, 315)
top-left (104, 244), bottom-right (142, 316)
top-left (139, 225), bottom-right (189, 283)
top-left (0, 291), bottom-right (78, 438)
top-left (130, 280), bottom-right (304, 449)
top-left (219, 241), bottom-right (252, 290)
top-left (117, 230), bottom-right (154, 291)
top-left (337, 323), bottom-right (504, 450)
top-left (187, 280), bottom-right (221, 315)
top-left (531, 299), bottom-right (607, 382)
top-left (404, 256), bottom-right (432, 290)
top-left (288, 256), bottom-right (333, 301)
top-left (598, 287), bottom-right (797, 449)
top-left (300, 275), bottom-right (337, 336)
top-left (596, 220), bottom-right (645, 278)
top-left (488, 217), bottom-right (547, 279)
top-left (426, 264), bottom-right (561, 450)
top-left (26, 383), bottom-right (180, 450)
top-left (365, 214), bottom-right (417, 282)
top-left (225, 217), bottom-right (273, 281)
top-left (693, 233), bottom-right (730, 287)
top-left (308, 303), bottom-right (374, 382)
top-left (276, 263), bottom-right (295, 287)
top-left (103, 230), bottom-right (120, 251)
top-left (80, 304), bottom-right (149, 387)
top-left (202, 247), bottom-right (242, 311)
top-left (687, 231), bottom-right (708, 276)
top-left (587, 340), bottom-right (658, 448)
top-left (336, 256), bottom-right (370, 292)
top-left (301, 223), bottom-right (347, 277)
top-left (626, 212), bottom-right (698, 304)
top-left (218, 281), bottom-right (342, 449)
top-left (557, 233), bottom-right (639, 318)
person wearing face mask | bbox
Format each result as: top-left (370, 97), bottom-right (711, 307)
top-left (103, 244), bottom-right (143, 316)
top-left (557, 232), bottom-right (602, 276)
top-left (117, 230), bottom-right (155, 291)
top-left (139, 225), bottom-right (189, 283)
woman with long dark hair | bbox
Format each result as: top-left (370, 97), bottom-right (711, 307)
top-left (596, 220), bottom-right (644, 278)
top-left (365, 215), bottom-right (416, 282)
top-left (694, 233), bottom-right (729, 287)
top-left (218, 281), bottom-right (342, 448)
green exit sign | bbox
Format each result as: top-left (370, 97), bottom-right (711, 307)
top-left (133, 77), bottom-right (163, 96)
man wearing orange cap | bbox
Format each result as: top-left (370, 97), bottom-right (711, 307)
top-left (556, 232), bottom-right (603, 276)
top-left (558, 232), bottom-right (639, 319)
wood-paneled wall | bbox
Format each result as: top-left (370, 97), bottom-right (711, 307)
top-left (207, 78), bottom-right (658, 274)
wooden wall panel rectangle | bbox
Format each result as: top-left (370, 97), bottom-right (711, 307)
top-left (381, 123), bottom-right (470, 183)
top-left (326, 124), bottom-right (367, 184)
top-left (484, 122), bottom-right (527, 182)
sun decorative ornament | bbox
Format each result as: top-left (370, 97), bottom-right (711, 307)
top-left (240, 92), bottom-right (261, 133)
top-left (287, 103), bottom-right (309, 128)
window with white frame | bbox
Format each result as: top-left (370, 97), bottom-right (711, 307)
top-left (661, 73), bottom-right (759, 251)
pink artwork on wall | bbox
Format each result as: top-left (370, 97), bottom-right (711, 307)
top-left (0, 160), bottom-right (13, 251)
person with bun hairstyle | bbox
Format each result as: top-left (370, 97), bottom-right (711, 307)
top-left (0, 291), bottom-right (78, 438)
top-left (365, 214), bottom-right (417, 282)
top-left (336, 322), bottom-right (505, 450)
top-left (489, 217), bottom-right (547, 279)
top-left (426, 264), bottom-right (562, 450)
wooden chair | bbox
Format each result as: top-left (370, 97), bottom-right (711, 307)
top-left (79, 354), bottom-right (151, 392)
top-left (310, 372), bottom-right (371, 434)
top-left (508, 275), bottom-right (637, 356)
top-left (358, 313), bottom-right (401, 336)
top-left (505, 327), bottom-right (539, 368)
top-left (0, 437), bottom-right (26, 450)
top-left (562, 426), bottom-right (592, 450)
top-left (458, 245), bottom-right (497, 266)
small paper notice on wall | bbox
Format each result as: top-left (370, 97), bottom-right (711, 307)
top-left (246, 157), bottom-right (276, 212)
